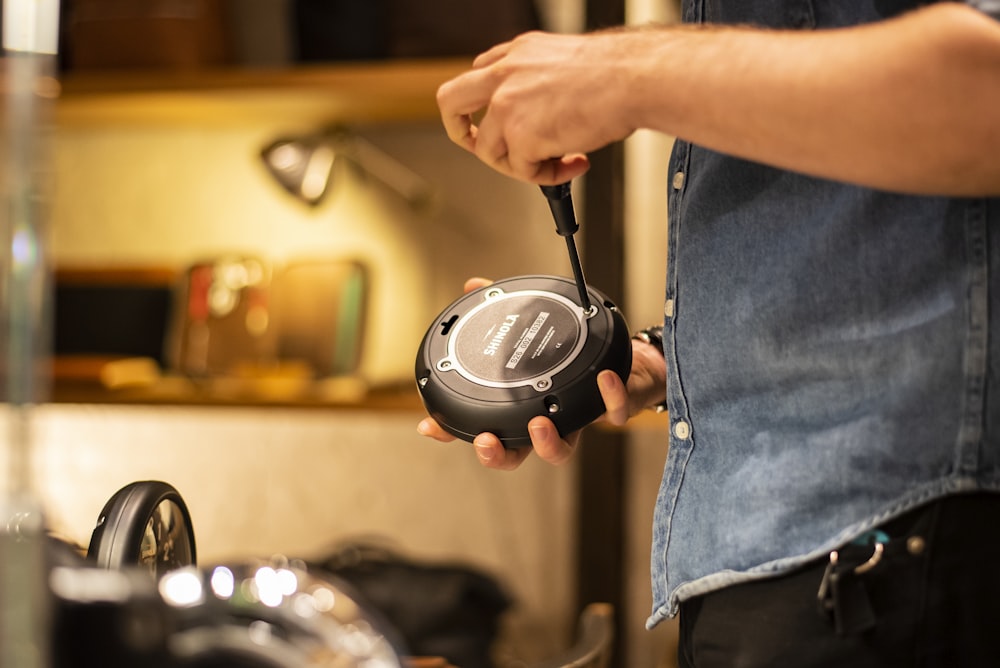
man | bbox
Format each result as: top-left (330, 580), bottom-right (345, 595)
top-left (419, 2), bottom-right (1000, 665)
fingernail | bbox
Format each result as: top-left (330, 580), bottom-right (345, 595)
top-left (474, 439), bottom-right (494, 462)
top-left (598, 371), bottom-right (616, 393)
top-left (528, 422), bottom-right (549, 441)
top-left (416, 419), bottom-right (431, 436)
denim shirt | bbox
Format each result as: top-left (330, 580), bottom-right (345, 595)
top-left (648, 0), bottom-right (1000, 627)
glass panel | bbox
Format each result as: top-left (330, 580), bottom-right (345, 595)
top-left (1, 2), bottom-right (60, 666)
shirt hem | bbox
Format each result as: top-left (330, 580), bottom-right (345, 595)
top-left (646, 479), bottom-right (1000, 628)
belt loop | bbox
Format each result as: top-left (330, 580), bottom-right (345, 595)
top-left (816, 547), bottom-right (878, 635)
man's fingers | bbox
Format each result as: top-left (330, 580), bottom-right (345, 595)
top-left (597, 369), bottom-right (630, 426)
top-left (463, 277), bottom-right (493, 293)
top-left (527, 416), bottom-right (576, 465)
top-left (416, 417), bottom-right (458, 443)
top-left (416, 418), bottom-right (534, 470)
top-left (472, 40), bottom-right (513, 69)
top-left (546, 154), bottom-right (592, 185)
top-left (436, 69), bottom-right (497, 150)
top-left (473, 432), bottom-right (532, 470)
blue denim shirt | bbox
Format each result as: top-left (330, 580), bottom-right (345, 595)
top-left (648, 0), bottom-right (1000, 627)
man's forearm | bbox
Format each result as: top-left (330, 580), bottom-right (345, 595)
top-left (628, 3), bottom-right (1000, 195)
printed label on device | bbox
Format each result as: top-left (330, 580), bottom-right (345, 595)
top-left (454, 294), bottom-right (580, 384)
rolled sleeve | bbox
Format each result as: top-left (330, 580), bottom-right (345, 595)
top-left (967, 0), bottom-right (1000, 19)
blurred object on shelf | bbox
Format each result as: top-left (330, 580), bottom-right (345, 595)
top-left (165, 254), bottom-right (370, 381)
top-left (64, 0), bottom-right (232, 71)
top-left (273, 258), bottom-right (367, 378)
top-left (54, 265), bottom-right (177, 368)
top-left (204, 358), bottom-right (314, 399)
top-left (62, 0), bottom-right (544, 70)
top-left (51, 355), bottom-right (161, 389)
top-left (224, 0), bottom-right (295, 67)
top-left (293, 0), bottom-right (541, 61)
top-left (51, 255), bottom-right (375, 402)
top-left (166, 255), bottom-right (276, 378)
top-left (292, 0), bottom-right (384, 62)
top-left (385, 0), bottom-right (541, 58)
top-left (96, 356), bottom-right (161, 389)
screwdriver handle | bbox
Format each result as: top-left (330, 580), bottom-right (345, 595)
top-left (540, 182), bottom-right (579, 237)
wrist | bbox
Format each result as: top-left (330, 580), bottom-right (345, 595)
top-left (632, 325), bottom-right (668, 413)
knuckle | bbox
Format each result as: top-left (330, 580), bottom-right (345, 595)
top-left (435, 82), bottom-right (450, 105)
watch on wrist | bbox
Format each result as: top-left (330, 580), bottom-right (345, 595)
top-left (633, 325), bottom-right (668, 413)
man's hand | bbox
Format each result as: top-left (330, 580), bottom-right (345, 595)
top-left (416, 276), bottom-right (668, 471)
top-left (416, 368), bottom-right (631, 470)
top-left (436, 30), bottom-right (638, 184)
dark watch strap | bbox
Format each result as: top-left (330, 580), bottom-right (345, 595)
top-left (633, 325), bottom-right (664, 352)
top-left (632, 326), bottom-right (668, 413)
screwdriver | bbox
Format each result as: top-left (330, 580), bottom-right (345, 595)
top-left (540, 182), bottom-right (593, 312)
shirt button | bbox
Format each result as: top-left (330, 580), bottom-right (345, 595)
top-left (672, 171), bottom-right (685, 190)
top-left (673, 420), bottom-right (691, 440)
top-left (664, 299), bottom-right (674, 318)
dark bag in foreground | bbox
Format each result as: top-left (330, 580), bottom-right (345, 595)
top-left (311, 543), bottom-right (512, 668)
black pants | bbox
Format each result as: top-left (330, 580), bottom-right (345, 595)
top-left (678, 493), bottom-right (1000, 668)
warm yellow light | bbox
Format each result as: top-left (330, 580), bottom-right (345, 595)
top-left (210, 565), bottom-right (235, 599)
top-left (159, 568), bottom-right (204, 608)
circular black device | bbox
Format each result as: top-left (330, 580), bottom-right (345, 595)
top-left (88, 480), bottom-right (197, 577)
top-left (415, 275), bottom-right (631, 447)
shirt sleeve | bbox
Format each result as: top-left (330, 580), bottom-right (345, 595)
top-left (967, 0), bottom-right (1000, 20)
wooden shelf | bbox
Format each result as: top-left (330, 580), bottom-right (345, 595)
top-left (48, 60), bottom-right (471, 409)
top-left (50, 362), bottom-right (425, 411)
top-left (47, 355), bottom-right (668, 429)
top-left (55, 59), bottom-right (470, 127)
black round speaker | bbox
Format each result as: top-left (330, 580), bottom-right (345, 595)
top-left (88, 480), bottom-right (196, 576)
top-left (415, 275), bottom-right (631, 447)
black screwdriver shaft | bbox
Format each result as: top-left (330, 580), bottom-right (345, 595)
top-left (564, 234), bottom-right (592, 310)
top-left (540, 183), bottom-right (593, 311)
